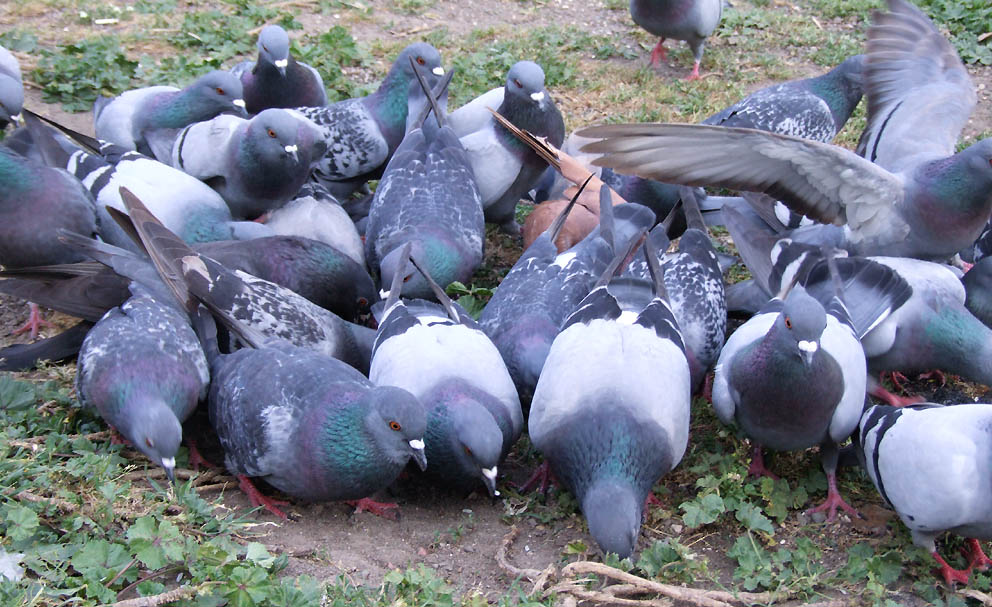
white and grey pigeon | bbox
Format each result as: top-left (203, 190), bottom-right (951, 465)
top-left (297, 42), bottom-right (445, 199)
top-left (529, 234), bottom-right (691, 557)
top-left (264, 181), bottom-right (366, 267)
top-left (457, 61), bottom-right (565, 235)
top-left (370, 245), bottom-right (522, 497)
top-left (94, 70), bottom-right (246, 156)
top-left (166, 108), bottom-right (325, 220)
top-left (77, 284), bottom-right (209, 483)
top-left (858, 403), bottom-right (992, 585)
top-left (0, 45), bottom-right (23, 129)
top-left (629, 0), bottom-right (723, 80)
top-left (581, 0), bottom-right (992, 262)
top-left (230, 24), bottom-right (327, 114)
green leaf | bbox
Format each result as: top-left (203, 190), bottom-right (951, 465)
top-left (244, 543), bottom-right (276, 568)
top-left (5, 505), bottom-right (40, 542)
top-left (0, 376), bottom-right (37, 410)
top-left (735, 501), bottom-right (775, 535)
top-left (126, 517), bottom-right (184, 570)
top-left (680, 492), bottom-right (726, 528)
top-left (636, 540), bottom-right (681, 578)
top-left (70, 540), bottom-right (133, 584)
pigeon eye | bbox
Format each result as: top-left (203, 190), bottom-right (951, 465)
top-left (463, 446), bottom-right (472, 456)
top-left (358, 297), bottom-right (369, 307)
top-left (145, 437), bottom-right (154, 448)
top-left (267, 128), bottom-right (277, 138)
top-left (215, 87), bottom-right (225, 95)
top-left (262, 45), bottom-right (268, 52)
top-left (389, 421), bottom-right (401, 431)
top-left (513, 78), bottom-right (522, 88)
top-left (416, 56), bottom-right (425, 65)
top-left (784, 317), bottom-right (792, 329)
top-left (403, 274), bottom-right (412, 283)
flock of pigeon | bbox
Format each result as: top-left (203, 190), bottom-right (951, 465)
top-left (2, 0), bottom-right (992, 587)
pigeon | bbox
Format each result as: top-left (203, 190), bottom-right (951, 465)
top-left (529, 233), bottom-right (691, 557)
top-left (365, 63), bottom-right (484, 300)
top-left (76, 286), bottom-right (209, 482)
top-left (230, 24), bottom-right (327, 114)
top-left (629, 0), bottom-right (723, 80)
top-left (0, 45), bottom-right (23, 129)
top-left (370, 246), bottom-right (522, 497)
top-left (963, 257), bottom-right (992, 330)
top-left (112, 187), bottom-right (377, 374)
top-left (458, 61), bottom-right (565, 234)
top-left (167, 108), bottom-right (325, 220)
top-left (202, 312), bottom-right (427, 519)
top-left (580, 0), bottom-right (992, 262)
top-left (297, 43), bottom-right (445, 198)
top-left (264, 182), bottom-right (366, 267)
top-left (94, 70), bottom-right (246, 155)
top-left (713, 249), bottom-right (912, 520)
top-left (859, 403), bottom-right (992, 585)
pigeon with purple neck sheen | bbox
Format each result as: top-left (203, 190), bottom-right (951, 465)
top-left (582, 0), bottom-right (992, 262)
top-left (230, 24), bottom-right (327, 114)
top-left (629, 0), bottom-right (723, 80)
top-left (94, 70), bottom-right (246, 156)
top-left (297, 43), bottom-right (445, 199)
top-left (168, 108), bottom-right (325, 220)
top-left (0, 45), bottom-right (23, 129)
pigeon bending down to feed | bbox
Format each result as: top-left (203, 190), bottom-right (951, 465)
top-left (859, 403), bottom-right (992, 585)
top-left (94, 70), bottom-right (246, 155)
top-left (530, 235), bottom-right (691, 558)
top-left (167, 108), bottom-right (325, 220)
top-left (581, 0), bottom-right (992, 262)
top-left (629, 0), bottom-right (723, 80)
top-left (264, 182), bottom-right (366, 267)
top-left (0, 45), bottom-right (23, 129)
top-left (230, 24), bottom-right (327, 114)
top-left (371, 245), bottom-right (523, 497)
top-left (297, 43), bottom-right (445, 198)
top-left (77, 288), bottom-right (209, 482)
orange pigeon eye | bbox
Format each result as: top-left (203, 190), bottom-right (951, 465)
top-left (216, 87), bottom-right (225, 95)
top-left (267, 128), bottom-right (277, 138)
top-left (513, 79), bottom-right (522, 88)
top-left (389, 421), bottom-right (401, 431)
top-left (784, 317), bottom-right (792, 329)
top-left (416, 56), bottom-right (425, 65)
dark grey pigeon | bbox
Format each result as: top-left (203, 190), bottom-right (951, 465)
top-left (297, 43), bottom-right (445, 198)
top-left (581, 0), bottom-right (992, 262)
top-left (859, 403), bottom-right (992, 585)
top-left (530, 237), bottom-right (690, 558)
top-left (77, 286), bottom-right (209, 482)
top-left (0, 45), bottom-right (23, 129)
top-left (629, 0), bottom-right (722, 80)
top-left (167, 108), bottom-right (325, 220)
top-left (230, 24), bottom-right (327, 114)
top-left (371, 247), bottom-right (522, 497)
top-left (94, 71), bottom-right (246, 155)
top-left (963, 257), bottom-right (992, 330)
top-left (365, 63), bottom-right (484, 300)
top-left (457, 61), bottom-right (565, 235)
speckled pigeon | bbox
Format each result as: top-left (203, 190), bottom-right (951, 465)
top-left (581, 0), bottom-right (992, 262)
top-left (0, 45), bottom-right (23, 129)
top-left (859, 403), bottom-right (992, 585)
top-left (167, 108), bottom-right (325, 220)
top-left (297, 43), bottom-right (445, 198)
top-left (529, 235), bottom-right (691, 557)
top-left (230, 24), bottom-right (327, 114)
top-left (370, 246), bottom-right (522, 497)
top-left (264, 182), bottom-right (366, 267)
top-left (94, 70), bottom-right (246, 156)
top-left (629, 0), bottom-right (723, 80)
top-left (77, 286), bottom-right (209, 482)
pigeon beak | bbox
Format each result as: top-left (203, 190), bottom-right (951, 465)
top-left (10, 112), bottom-right (22, 126)
top-left (232, 98), bottom-right (247, 116)
top-left (409, 439), bottom-right (427, 471)
top-left (284, 143), bottom-right (298, 162)
top-left (274, 58), bottom-right (288, 76)
top-left (432, 66), bottom-right (445, 76)
top-left (530, 91), bottom-right (545, 103)
top-left (481, 465), bottom-right (498, 500)
top-left (162, 457), bottom-right (176, 484)
top-left (798, 340), bottom-right (817, 366)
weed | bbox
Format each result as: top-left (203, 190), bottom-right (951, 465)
top-left (33, 36), bottom-right (138, 111)
top-left (446, 282), bottom-right (496, 319)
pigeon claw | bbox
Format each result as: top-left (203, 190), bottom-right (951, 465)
top-left (186, 438), bottom-right (218, 472)
top-left (346, 497), bottom-right (400, 520)
top-left (805, 472), bottom-right (860, 522)
top-left (933, 551), bottom-right (972, 586)
top-left (237, 474), bottom-right (290, 519)
top-left (869, 381), bottom-right (925, 407)
top-left (685, 61), bottom-right (702, 81)
top-left (512, 460), bottom-right (557, 494)
top-left (649, 39), bottom-right (667, 65)
top-left (965, 539), bottom-right (992, 572)
top-left (746, 445), bottom-right (779, 480)
top-left (11, 303), bottom-right (56, 340)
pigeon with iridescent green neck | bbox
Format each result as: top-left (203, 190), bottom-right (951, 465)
top-left (230, 24), bottom-right (327, 114)
top-left (0, 45), bottom-right (23, 129)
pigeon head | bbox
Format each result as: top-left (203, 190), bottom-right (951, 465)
top-left (0, 73), bottom-right (23, 127)
top-left (582, 478), bottom-right (641, 558)
top-left (503, 61), bottom-right (547, 108)
top-left (777, 288), bottom-right (827, 366)
top-left (380, 236), bottom-right (463, 301)
top-left (813, 54), bottom-right (865, 126)
top-left (365, 385), bottom-right (428, 471)
top-left (962, 139), bottom-right (992, 185)
top-left (964, 257), bottom-right (992, 329)
top-left (126, 398), bottom-right (183, 482)
top-left (447, 402), bottom-right (503, 497)
top-left (191, 71), bottom-right (247, 118)
top-left (246, 109), bottom-right (317, 168)
top-left (256, 25), bottom-right (291, 76)
top-left (395, 42), bottom-right (445, 82)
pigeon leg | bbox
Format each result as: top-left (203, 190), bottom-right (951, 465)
top-left (11, 303), bottom-right (56, 339)
top-left (185, 438), bottom-right (217, 472)
top-left (868, 375), bottom-right (925, 407)
top-left (747, 444), bottom-right (779, 480)
top-left (933, 550), bottom-right (971, 586)
top-left (964, 539), bottom-right (992, 571)
top-left (345, 497), bottom-right (400, 520)
top-left (701, 372), bottom-right (714, 403)
top-left (805, 443), bottom-right (860, 521)
top-left (685, 61), bottom-right (702, 81)
top-left (649, 39), bottom-right (667, 65)
top-left (644, 491), bottom-right (665, 511)
top-left (237, 475), bottom-right (289, 519)
top-left (917, 369), bottom-right (947, 387)
top-left (513, 460), bottom-right (557, 494)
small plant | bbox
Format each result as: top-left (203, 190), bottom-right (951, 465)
top-left (726, 532), bottom-right (825, 595)
top-left (446, 282), bottom-right (497, 319)
top-left (635, 538), bottom-right (710, 584)
top-left (33, 36), bottom-right (138, 111)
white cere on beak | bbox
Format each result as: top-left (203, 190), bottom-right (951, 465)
top-left (530, 91), bottom-right (545, 102)
top-left (284, 144), bottom-right (298, 154)
top-left (409, 439), bottom-right (425, 450)
top-left (274, 59), bottom-right (289, 68)
top-left (798, 340), bottom-right (818, 354)
top-left (379, 288), bottom-right (390, 300)
top-left (232, 98), bottom-right (247, 108)
top-left (482, 466), bottom-right (498, 481)
top-left (432, 66), bottom-right (445, 76)
top-left (161, 457), bottom-right (176, 470)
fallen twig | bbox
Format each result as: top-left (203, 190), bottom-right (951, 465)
top-left (8, 429), bottom-right (112, 449)
top-left (961, 589), bottom-right (992, 606)
top-left (106, 585), bottom-right (198, 607)
top-left (15, 490), bottom-right (78, 514)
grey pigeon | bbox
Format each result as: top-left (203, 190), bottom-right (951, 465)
top-left (77, 287), bottom-right (209, 482)
top-left (204, 316), bottom-right (426, 519)
top-left (371, 247), bottom-right (522, 497)
top-left (297, 43), bottom-right (445, 198)
top-left (859, 403), bottom-right (992, 585)
top-left (263, 182), bottom-right (366, 267)
top-left (365, 64), bottom-right (484, 300)
top-left (0, 45), bottom-right (23, 129)
top-left (94, 70), bottom-right (246, 155)
top-left (629, 0), bottom-right (723, 80)
top-left (529, 236), bottom-right (691, 557)
top-left (581, 0), bottom-right (992, 262)
top-left (963, 257), bottom-right (992, 329)
top-left (459, 61), bottom-right (565, 235)
top-left (168, 108), bottom-right (325, 220)
top-left (230, 24), bottom-right (327, 114)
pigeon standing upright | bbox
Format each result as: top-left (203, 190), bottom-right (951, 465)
top-left (629, 0), bottom-right (723, 80)
top-left (0, 45), bottom-right (23, 129)
top-left (230, 24), bottom-right (327, 114)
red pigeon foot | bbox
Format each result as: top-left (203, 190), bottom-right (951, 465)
top-left (345, 497), bottom-right (400, 520)
top-left (933, 551), bottom-right (971, 586)
top-left (747, 445), bottom-right (779, 480)
top-left (513, 460), bottom-right (557, 494)
top-left (965, 538), bottom-right (992, 571)
top-left (649, 39), bottom-right (667, 65)
top-left (869, 382), bottom-right (925, 407)
top-left (238, 475), bottom-right (289, 519)
top-left (805, 471), bottom-right (860, 522)
top-left (11, 303), bottom-right (55, 339)
top-left (186, 438), bottom-right (217, 472)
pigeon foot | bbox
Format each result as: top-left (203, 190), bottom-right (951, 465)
top-left (345, 497), bottom-right (400, 520)
top-left (12, 303), bottom-right (55, 340)
top-left (237, 475), bottom-right (289, 519)
top-left (869, 382), bottom-right (925, 407)
top-left (965, 539), bottom-right (992, 571)
top-left (513, 460), bottom-right (557, 494)
top-left (933, 551), bottom-right (971, 586)
top-left (649, 39), bottom-right (667, 65)
top-left (685, 61), bottom-right (702, 81)
top-left (644, 491), bottom-right (665, 511)
top-left (186, 438), bottom-right (217, 472)
top-left (805, 472), bottom-right (859, 522)
top-left (701, 372), bottom-right (714, 403)
top-left (916, 369), bottom-right (947, 387)
top-left (747, 445), bottom-right (779, 480)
